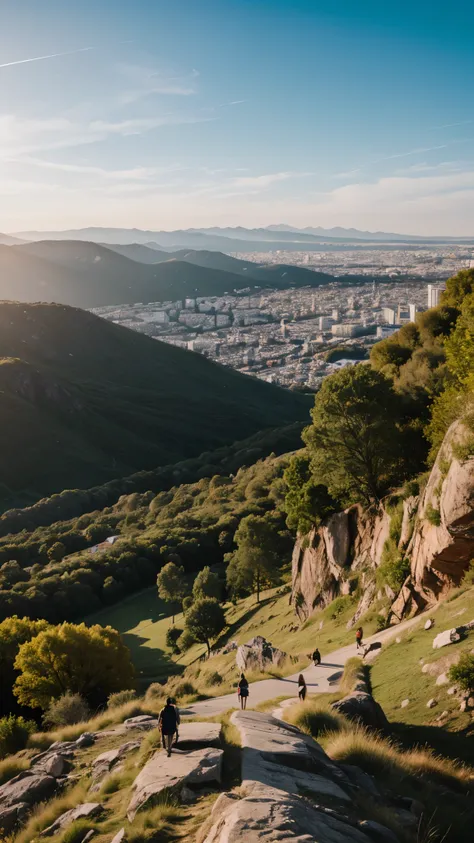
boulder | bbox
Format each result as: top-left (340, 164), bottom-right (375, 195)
top-left (426, 698), bottom-right (437, 709)
top-left (435, 673), bottom-right (449, 686)
top-left (433, 628), bottom-right (461, 649)
top-left (0, 803), bottom-right (29, 834)
top-left (37, 753), bottom-right (72, 778)
top-left (176, 722), bottom-right (221, 748)
top-left (201, 788), bottom-right (371, 843)
top-left (123, 715), bottom-right (159, 731)
top-left (90, 742), bottom-right (140, 791)
top-left (447, 686), bottom-right (458, 695)
top-left (332, 692), bottom-right (388, 730)
top-left (128, 748), bottom-right (223, 820)
top-left (0, 772), bottom-right (57, 809)
top-left (110, 829), bottom-right (126, 843)
top-left (76, 733), bottom-right (96, 749)
top-left (41, 803), bottom-right (103, 836)
top-left (236, 636), bottom-right (287, 673)
top-left (180, 785), bottom-right (197, 803)
top-left (401, 699), bottom-right (409, 708)
top-left (424, 618), bottom-right (435, 630)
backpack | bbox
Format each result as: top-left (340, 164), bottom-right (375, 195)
top-left (160, 705), bottom-right (177, 731)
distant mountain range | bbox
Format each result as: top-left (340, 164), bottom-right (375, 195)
top-left (11, 225), bottom-right (474, 249)
top-left (0, 240), bottom-right (334, 309)
top-left (0, 301), bottom-right (310, 507)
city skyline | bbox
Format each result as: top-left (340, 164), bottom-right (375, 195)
top-left (1, 0), bottom-right (474, 234)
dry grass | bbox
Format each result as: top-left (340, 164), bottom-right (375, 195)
top-left (27, 699), bottom-right (157, 750)
top-left (0, 755), bottom-right (29, 785)
top-left (126, 800), bottom-right (184, 843)
top-left (14, 781), bottom-right (90, 843)
top-left (326, 727), bottom-right (474, 793)
top-left (284, 699), bottom-right (349, 739)
top-left (339, 656), bottom-right (365, 695)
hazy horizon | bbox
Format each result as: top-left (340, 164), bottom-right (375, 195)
top-left (1, 1), bottom-right (473, 235)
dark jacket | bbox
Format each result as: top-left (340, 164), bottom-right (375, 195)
top-left (159, 704), bottom-right (180, 734)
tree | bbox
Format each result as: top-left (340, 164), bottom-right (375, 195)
top-left (13, 622), bottom-right (135, 710)
top-left (0, 616), bottom-right (50, 715)
top-left (442, 267), bottom-right (474, 309)
top-left (283, 454), bottom-right (336, 534)
top-left (449, 653), bottom-right (474, 695)
top-left (47, 542), bottom-right (66, 563)
top-left (192, 566), bottom-right (221, 601)
top-left (184, 598), bottom-right (225, 657)
top-left (157, 562), bottom-right (188, 624)
top-left (226, 514), bottom-right (281, 603)
top-left (444, 293), bottom-right (474, 389)
top-left (303, 366), bottom-right (405, 506)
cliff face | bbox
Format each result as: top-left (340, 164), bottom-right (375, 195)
top-left (391, 418), bottom-right (474, 619)
top-left (291, 505), bottom-right (390, 621)
top-left (291, 417), bottom-right (474, 625)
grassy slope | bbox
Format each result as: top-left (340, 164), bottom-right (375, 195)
top-left (0, 302), bottom-right (309, 506)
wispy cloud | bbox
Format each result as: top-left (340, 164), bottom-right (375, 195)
top-left (115, 63), bottom-right (199, 105)
top-left (0, 46), bottom-right (93, 70)
top-left (228, 171), bottom-right (311, 189)
top-left (430, 119), bottom-right (473, 130)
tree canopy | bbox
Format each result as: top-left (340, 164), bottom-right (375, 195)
top-left (192, 566), bottom-right (221, 601)
top-left (303, 365), bottom-right (405, 505)
top-left (13, 622), bottom-right (135, 710)
top-left (226, 514), bottom-right (282, 602)
top-left (184, 597), bottom-right (226, 656)
top-left (157, 561), bottom-right (188, 624)
top-left (283, 454), bottom-right (336, 534)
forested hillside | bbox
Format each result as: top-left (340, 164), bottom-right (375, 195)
top-left (0, 302), bottom-right (310, 507)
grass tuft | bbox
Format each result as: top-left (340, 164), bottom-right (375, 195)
top-left (0, 755), bottom-right (29, 785)
top-left (285, 699), bottom-right (349, 739)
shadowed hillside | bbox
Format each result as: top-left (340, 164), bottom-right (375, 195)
top-left (0, 301), bottom-right (310, 506)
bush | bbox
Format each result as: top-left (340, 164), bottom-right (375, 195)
top-left (169, 681), bottom-right (196, 698)
top-left (0, 714), bottom-right (36, 758)
top-left (42, 693), bottom-right (90, 729)
top-left (165, 627), bottom-right (183, 654)
top-left (327, 595), bottom-right (353, 620)
top-left (205, 671), bottom-right (223, 687)
top-left (108, 689), bottom-right (137, 709)
top-left (177, 629), bottom-right (195, 652)
top-left (449, 653), bottom-right (474, 694)
top-left (145, 683), bottom-right (165, 703)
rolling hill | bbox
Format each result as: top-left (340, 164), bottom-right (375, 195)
top-left (2, 242), bottom-right (255, 307)
top-left (0, 301), bottom-right (310, 507)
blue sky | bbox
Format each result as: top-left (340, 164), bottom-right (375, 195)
top-left (1, 0), bottom-right (473, 234)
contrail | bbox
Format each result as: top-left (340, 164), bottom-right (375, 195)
top-left (0, 46), bottom-right (93, 70)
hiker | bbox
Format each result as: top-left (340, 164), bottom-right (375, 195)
top-left (238, 673), bottom-right (249, 710)
top-left (158, 697), bottom-right (180, 757)
top-left (297, 674), bottom-right (307, 702)
top-left (355, 627), bottom-right (364, 650)
top-left (312, 648), bottom-right (321, 666)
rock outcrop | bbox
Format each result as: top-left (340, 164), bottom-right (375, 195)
top-left (128, 747), bottom-right (223, 820)
top-left (392, 418), bottom-right (474, 617)
top-left (236, 636), bottom-right (287, 672)
top-left (201, 712), bottom-right (403, 843)
top-left (291, 506), bottom-right (390, 621)
top-left (41, 802), bottom-right (103, 836)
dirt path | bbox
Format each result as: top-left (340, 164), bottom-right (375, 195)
top-left (185, 611), bottom-right (426, 717)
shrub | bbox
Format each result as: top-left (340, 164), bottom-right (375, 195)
top-left (145, 683), bottom-right (165, 702)
top-left (376, 543), bottom-right (410, 591)
top-left (0, 756), bottom-right (29, 785)
top-left (177, 629), bottom-right (195, 652)
top-left (108, 689), bottom-right (137, 709)
top-left (205, 671), bottom-right (223, 687)
top-left (449, 653), bottom-right (474, 694)
top-left (170, 681), bottom-right (197, 698)
top-left (165, 627), bottom-right (183, 654)
top-left (327, 595), bottom-right (353, 620)
top-left (42, 693), bottom-right (90, 729)
top-left (425, 504), bottom-right (441, 526)
top-left (0, 714), bottom-right (36, 758)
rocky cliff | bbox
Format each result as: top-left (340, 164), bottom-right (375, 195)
top-left (291, 505), bottom-right (391, 622)
top-left (291, 418), bottom-right (474, 625)
top-left (391, 418), bottom-right (474, 620)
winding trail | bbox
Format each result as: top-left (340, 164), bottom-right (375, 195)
top-left (186, 612), bottom-right (426, 717)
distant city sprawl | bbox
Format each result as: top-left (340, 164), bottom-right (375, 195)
top-left (91, 249), bottom-right (453, 391)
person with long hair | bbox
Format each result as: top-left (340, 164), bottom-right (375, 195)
top-left (238, 673), bottom-right (249, 709)
top-left (297, 674), bottom-right (307, 702)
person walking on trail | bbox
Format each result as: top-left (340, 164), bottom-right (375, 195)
top-left (312, 648), bottom-right (321, 666)
top-left (297, 674), bottom-right (307, 702)
top-left (158, 697), bottom-right (180, 757)
top-left (355, 627), bottom-right (364, 650)
top-left (238, 673), bottom-right (249, 710)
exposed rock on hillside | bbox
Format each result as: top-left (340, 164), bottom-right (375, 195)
top-left (393, 419), bottom-right (474, 615)
top-left (292, 418), bottom-right (474, 625)
top-left (291, 506), bottom-right (390, 621)
top-left (236, 636), bottom-right (287, 672)
top-left (201, 711), bottom-right (404, 843)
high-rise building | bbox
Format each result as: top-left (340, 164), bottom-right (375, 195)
top-left (382, 307), bottom-right (397, 325)
top-left (318, 316), bottom-right (332, 331)
top-left (408, 303), bottom-right (418, 323)
top-left (427, 284), bottom-right (444, 308)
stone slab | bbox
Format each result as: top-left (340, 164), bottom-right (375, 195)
top-left (127, 747), bottom-right (223, 820)
top-left (176, 722), bottom-right (221, 747)
top-left (41, 803), bottom-right (103, 836)
top-left (0, 772), bottom-right (56, 809)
